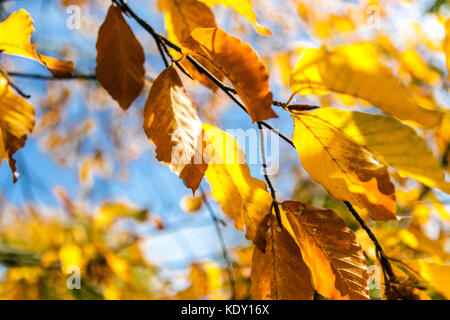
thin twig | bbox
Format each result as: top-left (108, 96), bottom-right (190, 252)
top-left (257, 122), bottom-right (282, 229)
top-left (112, 0), bottom-right (393, 283)
top-left (344, 201), bottom-right (395, 280)
top-left (0, 70), bottom-right (31, 98)
top-left (7, 72), bottom-right (97, 80)
top-left (199, 186), bottom-right (236, 300)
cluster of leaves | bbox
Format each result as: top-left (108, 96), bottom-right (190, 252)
top-left (0, 0), bottom-right (450, 300)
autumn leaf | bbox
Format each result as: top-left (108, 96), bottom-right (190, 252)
top-left (250, 215), bottom-right (314, 300)
top-left (143, 66), bottom-right (207, 192)
top-left (158, 0), bottom-right (225, 91)
top-left (94, 202), bottom-right (147, 229)
top-left (96, 4), bottom-right (145, 110)
top-left (199, 0), bottom-right (272, 35)
top-left (290, 43), bottom-right (443, 128)
top-left (185, 27), bottom-right (276, 122)
top-left (292, 112), bottom-right (397, 221)
top-left (159, 0), bottom-right (216, 47)
top-left (403, 259), bottom-right (450, 299)
top-left (0, 75), bottom-right (35, 182)
top-left (280, 201), bottom-right (369, 300)
top-left (311, 108), bottom-right (450, 194)
top-left (203, 124), bottom-right (272, 249)
top-left (0, 9), bottom-right (74, 77)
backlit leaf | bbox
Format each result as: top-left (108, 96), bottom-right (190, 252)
top-left (199, 0), bottom-right (272, 35)
top-left (143, 67), bottom-right (207, 192)
top-left (404, 259), bottom-right (450, 299)
top-left (311, 108), bottom-right (450, 194)
top-left (0, 9), bottom-right (74, 77)
top-left (290, 43), bottom-right (443, 128)
top-left (203, 124), bottom-right (272, 248)
top-left (280, 201), bottom-right (369, 300)
top-left (186, 27), bottom-right (276, 122)
top-left (0, 75), bottom-right (35, 182)
top-left (292, 112), bottom-right (397, 220)
top-left (250, 215), bottom-right (314, 300)
top-left (159, 0), bottom-right (216, 47)
top-left (96, 5), bottom-right (145, 110)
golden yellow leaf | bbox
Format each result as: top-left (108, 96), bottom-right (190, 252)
top-left (0, 75), bottom-right (35, 182)
top-left (159, 0), bottom-right (216, 46)
top-left (292, 112), bottom-right (396, 221)
top-left (280, 201), bottom-right (369, 300)
top-left (158, 0), bottom-right (225, 91)
top-left (199, 0), bottom-right (271, 35)
top-left (404, 259), bottom-right (450, 299)
top-left (290, 43), bottom-right (443, 128)
top-left (181, 194), bottom-right (203, 212)
top-left (203, 124), bottom-right (272, 248)
top-left (310, 108), bottom-right (450, 194)
top-left (143, 67), bottom-right (207, 192)
top-left (0, 9), bottom-right (73, 77)
top-left (96, 5), bottom-right (145, 110)
top-left (59, 244), bottom-right (84, 274)
top-left (94, 202), bottom-right (147, 228)
top-left (250, 215), bottom-right (314, 300)
top-left (186, 27), bottom-right (276, 122)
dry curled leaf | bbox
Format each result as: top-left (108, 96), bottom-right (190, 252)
top-left (143, 66), bottom-right (207, 192)
top-left (281, 201), bottom-right (370, 300)
top-left (185, 27), bottom-right (276, 122)
top-left (96, 4), bottom-right (145, 110)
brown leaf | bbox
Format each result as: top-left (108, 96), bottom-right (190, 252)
top-left (281, 201), bottom-right (370, 300)
top-left (185, 27), bottom-right (276, 122)
top-left (95, 5), bottom-right (145, 110)
top-left (143, 66), bottom-right (206, 192)
top-left (250, 215), bottom-right (314, 300)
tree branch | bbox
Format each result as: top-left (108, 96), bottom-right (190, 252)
top-left (111, 0), bottom-right (394, 287)
top-left (199, 186), bottom-right (236, 300)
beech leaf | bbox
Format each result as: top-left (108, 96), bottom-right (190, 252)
top-left (250, 215), bottom-right (314, 300)
top-left (143, 66), bottom-right (206, 192)
top-left (280, 201), bottom-right (370, 300)
top-left (292, 112), bottom-right (397, 221)
top-left (186, 27), bottom-right (276, 122)
top-left (96, 5), bottom-right (145, 110)
top-left (290, 43), bottom-right (443, 128)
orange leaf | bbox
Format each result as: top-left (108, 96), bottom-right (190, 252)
top-left (143, 67), bottom-right (206, 192)
top-left (96, 5), bottom-right (145, 110)
top-left (250, 215), bottom-right (314, 300)
top-left (186, 27), bottom-right (276, 122)
top-left (281, 201), bottom-right (370, 300)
